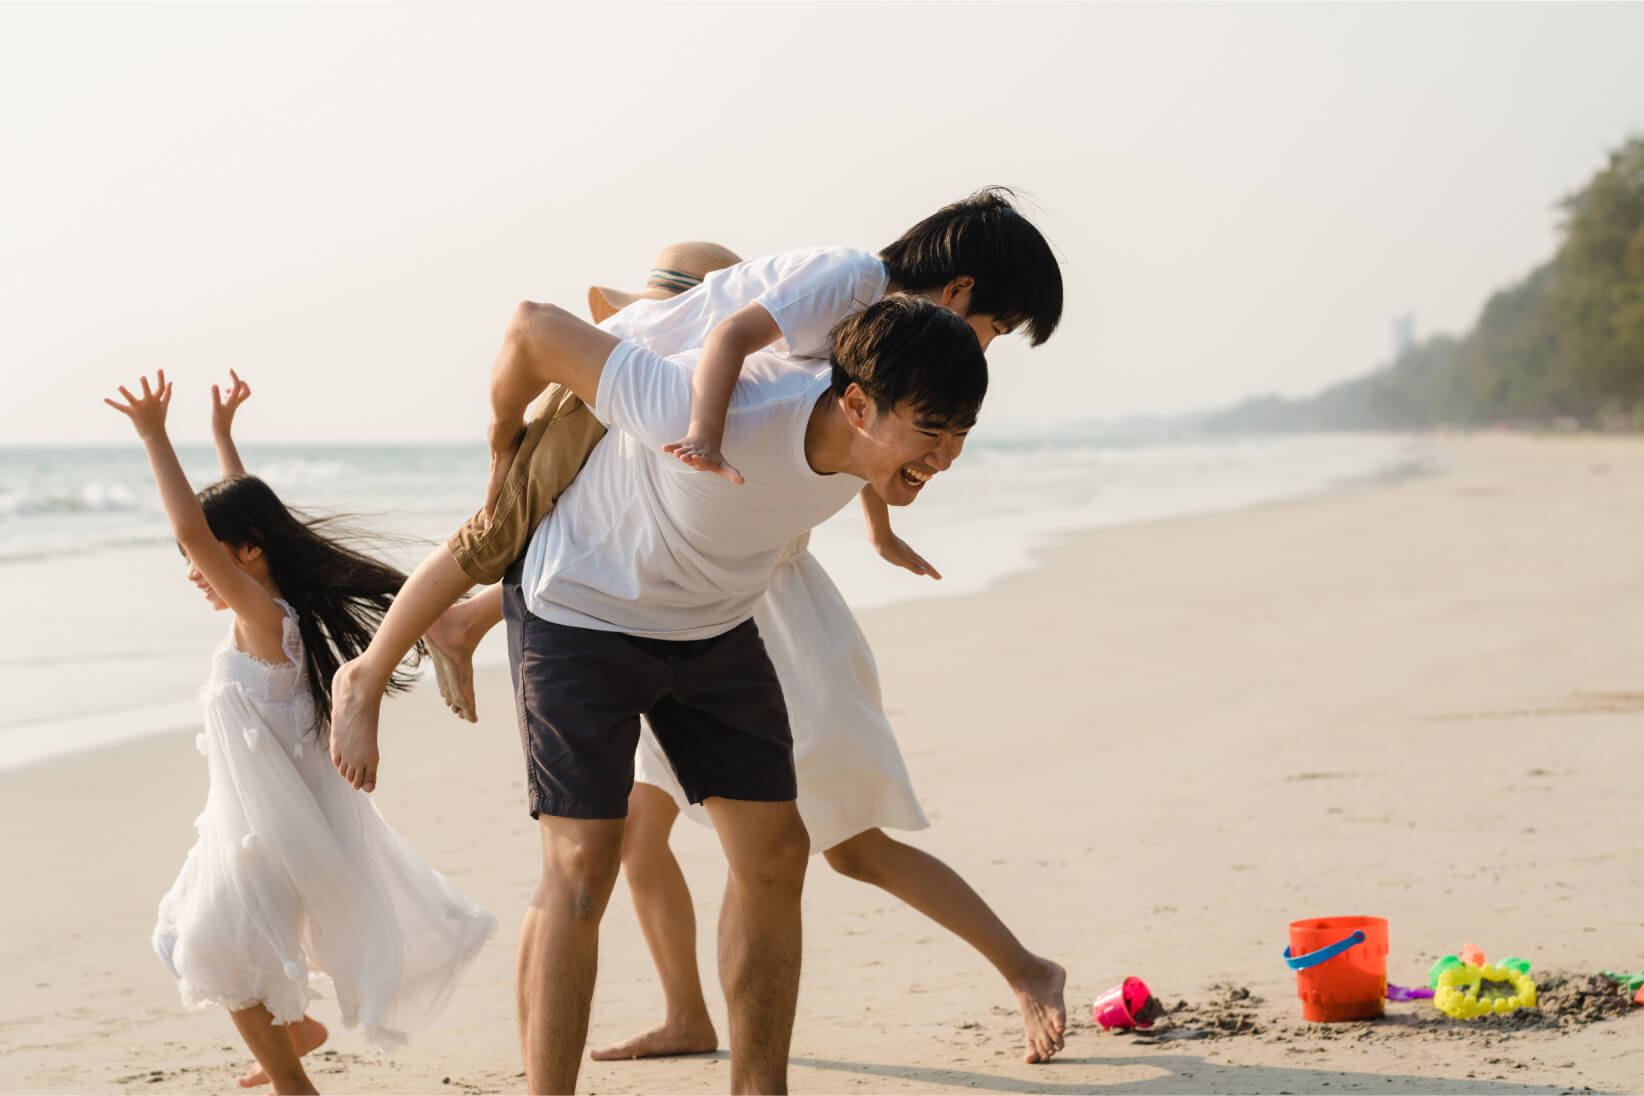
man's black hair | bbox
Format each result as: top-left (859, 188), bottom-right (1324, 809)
top-left (878, 187), bottom-right (1063, 346)
top-left (829, 295), bottom-right (988, 430)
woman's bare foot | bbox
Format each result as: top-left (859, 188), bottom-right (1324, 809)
top-left (237, 1016), bottom-right (328, 1087)
top-left (424, 612), bottom-right (478, 723)
top-left (587, 1015), bottom-right (718, 1061)
top-left (1013, 957), bottom-right (1067, 1064)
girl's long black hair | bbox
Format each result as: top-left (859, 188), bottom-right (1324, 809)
top-left (198, 475), bottom-right (422, 741)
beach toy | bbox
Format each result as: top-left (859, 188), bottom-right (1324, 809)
top-left (1599, 970), bottom-right (1644, 993)
top-left (1428, 954), bottom-right (1465, 988)
top-left (1434, 961), bottom-right (1536, 1019)
top-left (1430, 949), bottom-right (1529, 987)
top-left (1596, 970), bottom-right (1644, 1006)
top-left (1091, 976), bottom-right (1153, 1030)
top-left (1386, 984), bottom-right (1435, 1001)
top-left (1283, 916), bottom-right (1389, 1022)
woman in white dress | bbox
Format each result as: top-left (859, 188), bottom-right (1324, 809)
top-left (109, 371), bottom-right (493, 1094)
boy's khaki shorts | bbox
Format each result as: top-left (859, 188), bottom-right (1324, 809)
top-left (447, 384), bottom-right (608, 586)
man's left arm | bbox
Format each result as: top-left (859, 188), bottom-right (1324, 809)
top-left (481, 302), bottom-right (624, 520)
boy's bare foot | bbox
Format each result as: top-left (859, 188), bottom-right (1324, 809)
top-left (1014, 957), bottom-right (1067, 1064)
top-left (424, 613), bottom-right (477, 723)
top-left (329, 658), bottom-right (384, 792)
top-left (587, 1016), bottom-right (718, 1060)
top-left (237, 1016), bottom-right (328, 1087)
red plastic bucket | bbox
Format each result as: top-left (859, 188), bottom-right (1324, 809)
top-left (1283, 916), bottom-right (1388, 1022)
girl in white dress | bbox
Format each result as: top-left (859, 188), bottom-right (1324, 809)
top-left (107, 371), bottom-right (494, 1095)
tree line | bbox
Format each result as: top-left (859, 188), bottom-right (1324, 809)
top-left (1205, 135), bottom-right (1644, 433)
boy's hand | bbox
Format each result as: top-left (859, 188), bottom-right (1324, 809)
top-left (210, 369), bottom-right (251, 436)
top-left (104, 370), bottom-right (173, 441)
top-left (482, 420), bottom-right (526, 527)
top-left (871, 531), bottom-right (942, 580)
top-left (662, 434), bottom-right (745, 485)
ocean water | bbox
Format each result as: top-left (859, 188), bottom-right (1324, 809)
top-left (0, 434), bottom-right (1437, 769)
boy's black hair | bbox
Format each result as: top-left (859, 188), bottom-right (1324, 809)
top-left (878, 186), bottom-right (1063, 346)
top-left (829, 295), bottom-right (988, 430)
top-left (197, 475), bottom-right (421, 741)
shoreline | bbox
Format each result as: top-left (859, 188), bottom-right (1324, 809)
top-left (1, 432), bottom-right (1437, 773)
top-left (4, 433), bottom-right (1643, 1093)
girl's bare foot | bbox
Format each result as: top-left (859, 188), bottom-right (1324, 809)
top-left (587, 1015), bottom-right (718, 1061)
top-left (1014, 958), bottom-right (1067, 1063)
top-left (424, 612), bottom-right (477, 723)
top-left (237, 1016), bottom-right (328, 1087)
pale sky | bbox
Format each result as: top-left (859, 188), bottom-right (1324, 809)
top-left (5, 2), bottom-right (1641, 445)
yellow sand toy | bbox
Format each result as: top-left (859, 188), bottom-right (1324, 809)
top-left (1430, 949), bottom-right (1537, 1019)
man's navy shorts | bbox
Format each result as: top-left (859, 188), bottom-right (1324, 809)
top-left (501, 569), bottom-right (797, 820)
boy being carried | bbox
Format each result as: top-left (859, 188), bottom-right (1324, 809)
top-left (330, 189), bottom-right (1061, 778)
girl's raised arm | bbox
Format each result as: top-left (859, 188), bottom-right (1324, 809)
top-left (105, 371), bottom-right (287, 651)
top-left (210, 369), bottom-right (253, 478)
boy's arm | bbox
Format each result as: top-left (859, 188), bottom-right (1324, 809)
top-left (483, 301), bottom-right (622, 522)
top-left (661, 302), bottom-right (783, 484)
top-left (210, 369), bottom-right (252, 478)
top-left (859, 485), bottom-right (941, 579)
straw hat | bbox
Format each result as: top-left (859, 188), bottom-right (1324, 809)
top-left (587, 241), bottom-right (743, 323)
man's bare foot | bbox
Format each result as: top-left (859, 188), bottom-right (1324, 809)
top-left (329, 657), bottom-right (385, 792)
top-left (424, 612), bottom-right (478, 723)
top-left (1014, 957), bottom-right (1067, 1064)
top-left (587, 1016), bottom-right (718, 1060)
top-left (237, 1016), bottom-right (328, 1087)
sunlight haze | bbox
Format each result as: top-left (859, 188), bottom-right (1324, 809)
top-left (5, 1), bottom-right (1640, 444)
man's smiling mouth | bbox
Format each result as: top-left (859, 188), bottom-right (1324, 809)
top-left (899, 465), bottom-right (931, 489)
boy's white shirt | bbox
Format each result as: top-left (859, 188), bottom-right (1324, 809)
top-left (601, 246), bottom-right (889, 359)
top-left (516, 245), bottom-right (888, 640)
top-left (519, 343), bottom-right (865, 640)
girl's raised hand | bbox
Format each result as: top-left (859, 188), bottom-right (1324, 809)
top-left (210, 369), bottom-right (252, 436)
top-left (104, 371), bottom-right (174, 440)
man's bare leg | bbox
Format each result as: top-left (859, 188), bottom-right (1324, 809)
top-left (824, 827), bottom-right (1067, 1063)
top-left (703, 798), bottom-right (810, 1096)
top-left (227, 1005), bottom-right (317, 1096)
top-left (424, 584), bottom-right (506, 724)
top-left (519, 815), bottom-right (626, 1095)
top-left (330, 546), bottom-right (475, 790)
top-left (236, 1015), bottom-right (328, 1088)
top-left (589, 783), bottom-right (717, 1060)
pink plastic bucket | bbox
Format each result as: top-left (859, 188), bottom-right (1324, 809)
top-left (1092, 976), bottom-right (1153, 1029)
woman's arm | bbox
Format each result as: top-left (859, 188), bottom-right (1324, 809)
top-left (859, 485), bottom-right (941, 579)
top-left (105, 372), bottom-right (286, 651)
top-left (210, 369), bottom-right (252, 478)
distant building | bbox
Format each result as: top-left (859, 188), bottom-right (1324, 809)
top-left (1392, 312), bottom-right (1416, 357)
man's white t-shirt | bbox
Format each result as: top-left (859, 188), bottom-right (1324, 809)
top-left (518, 343), bottom-right (867, 641)
top-left (602, 246), bottom-right (888, 361)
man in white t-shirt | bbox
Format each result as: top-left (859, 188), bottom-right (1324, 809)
top-left (492, 293), bottom-right (987, 1095)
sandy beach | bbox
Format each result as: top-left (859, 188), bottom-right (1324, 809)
top-left (4, 432), bottom-right (1643, 1094)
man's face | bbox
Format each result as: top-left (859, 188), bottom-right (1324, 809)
top-left (856, 397), bottom-right (971, 507)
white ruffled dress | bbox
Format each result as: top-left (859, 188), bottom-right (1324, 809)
top-left (634, 534), bottom-right (930, 852)
top-left (152, 601), bottom-right (495, 1048)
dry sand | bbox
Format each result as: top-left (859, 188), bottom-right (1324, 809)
top-left (3, 433), bottom-right (1643, 1094)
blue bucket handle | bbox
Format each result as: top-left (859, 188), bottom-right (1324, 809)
top-left (1283, 930), bottom-right (1366, 971)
